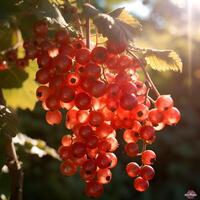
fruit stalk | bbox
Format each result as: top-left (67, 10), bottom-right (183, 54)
top-left (86, 0), bottom-right (91, 49)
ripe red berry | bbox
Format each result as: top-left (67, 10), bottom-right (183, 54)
top-left (60, 160), bottom-right (77, 176)
top-left (140, 165), bottom-right (155, 180)
top-left (89, 111), bottom-right (104, 127)
top-left (124, 143), bottom-right (139, 157)
top-left (120, 93), bottom-right (138, 110)
top-left (134, 177), bottom-right (149, 192)
top-left (35, 68), bottom-right (50, 84)
top-left (82, 159), bottom-right (97, 174)
top-left (85, 181), bottom-right (104, 198)
top-left (61, 135), bottom-right (72, 147)
top-left (97, 168), bottom-right (112, 184)
top-left (75, 48), bottom-right (90, 65)
top-left (45, 110), bottom-right (62, 125)
top-left (163, 107), bottom-right (181, 125)
top-left (126, 162), bottom-right (140, 178)
top-left (83, 62), bottom-right (101, 79)
top-left (91, 46), bottom-right (108, 64)
top-left (79, 125), bottom-right (93, 138)
top-left (148, 108), bottom-right (164, 125)
top-left (55, 29), bottom-right (69, 44)
top-left (45, 95), bottom-right (60, 110)
top-left (123, 129), bottom-right (140, 143)
top-left (72, 142), bottom-right (86, 158)
top-left (155, 95), bottom-right (174, 111)
top-left (60, 86), bottom-right (75, 103)
top-left (107, 40), bottom-right (127, 54)
top-left (140, 126), bottom-right (155, 141)
top-left (142, 150), bottom-right (156, 165)
top-left (96, 154), bottom-right (111, 169)
top-left (36, 86), bottom-right (50, 101)
top-left (74, 92), bottom-right (91, 110)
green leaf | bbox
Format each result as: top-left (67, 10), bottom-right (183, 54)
top-left (116, 9), bottom-right (142, 32)
top-left (144, 49), bottom-right (183, 72)
top-left (13, 133), bottom-right (60, 160)
top-left (2, 60), bottom-right (38, 110)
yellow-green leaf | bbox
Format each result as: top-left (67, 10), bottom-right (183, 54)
top-left (144, 49), bottom-right (183, 72)
top-left (2, 60), bottom-right (38, 110)
top-left (117, 9), bottom-right (142, 32)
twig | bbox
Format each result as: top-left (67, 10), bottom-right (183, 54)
top-left (85, 0), bottom-right (90, 49)
top-left (127, 49), bottom-right (160, 97)
top-left (0, 89), bottom-right (23, 200)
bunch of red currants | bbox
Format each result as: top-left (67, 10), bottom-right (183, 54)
top-left (27, 20), bottom-right (180, 198)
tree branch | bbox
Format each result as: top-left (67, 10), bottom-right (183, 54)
top-left (85, 0), bottom-right (91, 49)
top-left (0, 89), bottom-right (23, 200)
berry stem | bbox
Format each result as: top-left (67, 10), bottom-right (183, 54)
top-left (0, 89), bottom-right (24, 200)
top-left (85, 0), bottom-right (91, 49)
top-left (127, 50), bottom-right (160, 97)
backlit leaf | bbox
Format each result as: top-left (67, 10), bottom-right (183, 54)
top-left (2, 60), bottom-right (38, 110)
top-left (144, 49), bottom-right (183, 72)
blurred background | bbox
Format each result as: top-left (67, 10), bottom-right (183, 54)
top-left (1, 0), bottom-right (200, 200)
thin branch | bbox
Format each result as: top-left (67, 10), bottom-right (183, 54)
top-left (127, 49), bottom-right (160, 97)
top-left (0, 89), bottom-right (23, 200)
top-left (85, 0), bottom-right (90, 49)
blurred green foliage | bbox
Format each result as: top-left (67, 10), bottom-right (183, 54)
top-left (1, 0), bottom-right (200, 200)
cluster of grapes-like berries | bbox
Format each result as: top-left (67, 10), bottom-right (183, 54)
top-left (27, 20), bottom-right (180, 197)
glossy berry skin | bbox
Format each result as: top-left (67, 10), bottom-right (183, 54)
top-left (45, 110), bottom-right (62, 125)
top-left (140, 126), bottom-right (155, 141)
top-left (36, 86), bottom-right (50, 101)
top-left (75, 48), bottom-right (90, 65)
top-left (60, 86), bottom-right (75, 103)
top-left (86, 135), bottom-right (98, 149)
top-left (91, 46), bottom-right (108, 64)
top-left (123, 129), bottom-right (140, 143)
top-left (96, 154), bottom-right (111, 169)
top-left (89, 111), bottom-right (104, 127)
top-left (126, 162), bottom-right (140, 178)
top-left (134, 177), bottom-right (149, 192)
top-left (106, 40), bottom-right (127, 54)
top-left (45, 95), bottom-right (60, 110)
top-left (55, 29), bottom-right (69, 44)
top-left (74, 92), bottom-right (91, 110)
top-left (142, 150), bottom-right (156, 165)
top-left (155, 95), bottom-right (174, 111)
top-left (82, 159), bottom-right (97, 174)
top-left (97, 168), bottom-right (112, 184)
top-left (60, 160), bottom-right (77, 176)
top-left (61, 135), bottom-right (72, 147)
top-left (85, 181), bottom-right (104, 198)
top-left (72, 142), bottom-right (86, 158)
top-left (79, 125), bottom-right (93, 138)
top-left (120, 93), bottom-right (138, 110)
top-left (124, 143), bottom-right (139, 157)
top-left (140, 165), bottom-right (155, 180)
top-left (163, 107), bottom-right (181, 125)
top-left (148, 108), bottom-right (164, 124)
top-left (83, 62), bottom-right (101, 79)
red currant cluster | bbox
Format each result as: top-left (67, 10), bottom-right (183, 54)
top-left (30, 20), bottom-right (180, 197)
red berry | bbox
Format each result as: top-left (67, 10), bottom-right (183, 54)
top-left (75, 48), bottom-right (90, 65)
top-left (55, 29), bottom-right (69, 44)
top-left (89, 111), bottom-right (104, 127)
top-left (79, 125), bottom-right (94, 138)
top-left (142, 150), bottom-right (156, 165)
top-left (96, 154), bottom-right (111, 169)
top-left (72, 142), bottom-right (86, 158)
top-left (140, 126), bottom-right (155, 141)
top-left (85, 181), bottom-right (104, 198)
top-left (155, 95), bottom-right (174, 111)
top-left (82, 159), bottom-right (97, 174)
top-left (61, 135), bottom-right (72, 147)
top-left (74, 92), bottom-right (91, 110)
top-left (45, 110), bottom-right (62, 125)
top-left (83, 62), bottom-right (101, 79)
top-left (91, 46), bottom-right (108, 64)
top-left (148, 108), bottom-right (164, 125)
top-left (36, 86), bottom-right (50, 101)
top-left (86, 135), bottom-right (98, 149)
top-left (140, 165), bottom-right (155, 180)
top-left (97, 168), bottom-right (112, 184)
top-left (124, 143), bottom-right (139, 157)
top-left (60, 86), bottom-right (75, 103)
top-left (126, 162), bottom-right (140, 178)
top-left (60, 160), bottom-right (77, 176)
top-left (120, 93), bottom-right (138, 110)
top-left (163, 107), bottom-right (181, 125)
top-left (134, 177), bottom-right (149, 192)
top-left (45, 95), bottom-right (60, 110)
